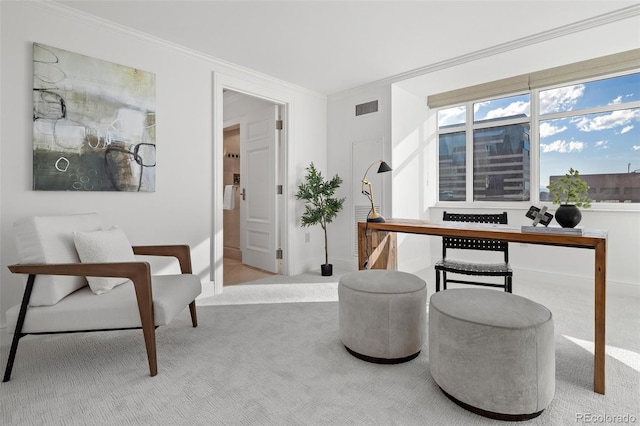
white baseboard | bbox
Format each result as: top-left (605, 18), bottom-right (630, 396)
top-left (328, 258), bottom-right (358, 273)
top-left (419, 263), bottom-right (639, 298)
top-left (514, 268), bottom-right (640, 298)
top-left (198, 280), bottom-right (218, 298)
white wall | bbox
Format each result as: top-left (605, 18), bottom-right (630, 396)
top-left (327, 86), bottom-right (392, 271)
top-left (0, 1), bottom-right (326, 340)
top-left (328, 10), bottom-right (640, 291)
top-left (390, 85), bottom-right (434, 273)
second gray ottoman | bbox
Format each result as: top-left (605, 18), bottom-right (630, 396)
top-left (429, 288), bottom-right (555, 421)
top-left (339, 270), bottom-right (427, 363)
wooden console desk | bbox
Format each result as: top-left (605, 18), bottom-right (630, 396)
top-left (357, 218), bottom-right (608, 394)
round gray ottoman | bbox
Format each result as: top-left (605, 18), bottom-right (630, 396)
top-left (429, 288), bottom-right (555, 421)
top-left (339, 270), bottom-right (427, 363)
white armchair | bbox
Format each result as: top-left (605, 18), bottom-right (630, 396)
top-left (3, 213), bottom-right (201, 382)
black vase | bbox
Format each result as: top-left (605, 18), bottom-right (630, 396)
top-left (555, 204), bottom-right (582, 228)
top-left (321, 264), bottom-right (333, 276)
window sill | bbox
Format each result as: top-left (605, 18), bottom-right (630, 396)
top-left (433, 201), bottom-right (640, 213)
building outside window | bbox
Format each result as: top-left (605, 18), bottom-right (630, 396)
top-left (437, 71), bottom-right (640, 204)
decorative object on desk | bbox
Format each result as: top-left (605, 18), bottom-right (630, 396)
top-left (554, 205), bottom-right (583, 229)
top-left (547, 168), bottom-right (592, 228)
top-left (525, 205), bottom-right (553, 227)
top-left (521, 225), bottom-right (584, 235)
top-left (361, 160), bottom-right (392, 222)
top-left (295, 162), bottom-right (345, 276)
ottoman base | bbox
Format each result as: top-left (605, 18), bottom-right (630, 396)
top-left (439, 387), bottom-right (545, 421)
top-left (344, 345), bottom-right (421, 364)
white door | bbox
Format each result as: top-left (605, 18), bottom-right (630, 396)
top-left (240, 104), bottom-right (279, 273)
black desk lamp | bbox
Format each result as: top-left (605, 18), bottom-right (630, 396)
top-left (361, 160), bottom-right (392, 222)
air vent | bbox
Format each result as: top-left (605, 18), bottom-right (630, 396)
top-left (355, 100), bottom-right (379, 116)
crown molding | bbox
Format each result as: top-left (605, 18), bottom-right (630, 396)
top-left (26, 0), bottom-right (326, 100)
top-left (17, 1), bottom-right (640, 101)
top-left (330, 4), bottom-right (640, 100)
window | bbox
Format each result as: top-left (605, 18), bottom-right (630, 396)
top-left (439, 94), bottom-right (531, 202)
top-left (436, 71), bottom-right (640, 204)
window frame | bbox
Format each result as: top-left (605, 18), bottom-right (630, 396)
top-left (435, 69), bottom-right (640, 212)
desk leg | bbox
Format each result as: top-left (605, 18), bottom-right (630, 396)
top-left (357, 224), bottom-right (397, 270)
top-left (594, 239), bottom-right (607, 395)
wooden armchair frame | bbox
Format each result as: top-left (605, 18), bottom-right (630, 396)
top-left (4, 245), bottom-right (198, 382)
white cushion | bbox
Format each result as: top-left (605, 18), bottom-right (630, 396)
top-left (14, 213), bottom-right (103, 306)
top-left (73, 226), bottom-right (136, 294)
top-left (6, 274), bottom-right (202, 334)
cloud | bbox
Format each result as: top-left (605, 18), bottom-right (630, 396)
top-left (474, 101), bottom-right (490, 113)
top-left (540, 121), bottom-right (567, 138)
top-left (633, 146), bottom-right (640, 151)
top-left (595, 140), bottom-right (609, 149)
top-left (575, 109), bottom-right (640, 132)
top-left (609, 96), bottom-right (623, 105)
top-left (540, 139), bottom-right (585, 153)
top-left (483, 100), bottom-right (530, 119)
top-left (620, 125), bottom-right (634, 134)
top-left (438, 106), bottom-right (465, 126)
top-left (540, 84), bottom-right (585, 114)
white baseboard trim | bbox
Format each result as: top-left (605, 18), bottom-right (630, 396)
top-left (329, 258), bottom-right (359, 273)
top-left (198, 280), bottom-right (218, 297)
top-left (421, 263), bottom-right (639, 298)
top-left (513, 268), bottom-right (640, 298)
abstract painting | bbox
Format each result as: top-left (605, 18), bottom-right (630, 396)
top-left (32, 43), bottom-right (156, 191)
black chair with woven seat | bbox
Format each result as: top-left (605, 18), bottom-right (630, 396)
top-left (435, 211), bottom-right (512, 293)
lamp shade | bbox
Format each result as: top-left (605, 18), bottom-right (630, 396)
top-left (377, 161), bottom-right (392, 174)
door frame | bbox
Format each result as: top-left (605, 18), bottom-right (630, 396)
top-left (213, 73), bottom-right (290, 294)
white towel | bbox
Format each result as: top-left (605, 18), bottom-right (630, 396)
top-left (223, 185), bottom-right (235, 210)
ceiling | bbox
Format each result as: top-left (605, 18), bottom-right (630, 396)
top-left (56, 1), bottom-right (638, 96)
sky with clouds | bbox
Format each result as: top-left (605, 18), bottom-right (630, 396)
top-left (538, 73), bottom-right (640, 182)
top-left (438, 72), bottom-right (640, 185)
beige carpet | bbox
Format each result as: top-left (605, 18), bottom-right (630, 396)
top-left (1, 277), bottom-right (639, 425)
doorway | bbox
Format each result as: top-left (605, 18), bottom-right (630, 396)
top-left (222, 89), bottom-right (283, 286)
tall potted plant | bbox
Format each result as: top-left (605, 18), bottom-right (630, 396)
top-left (546, 168), bottom-right (592, 228)
top-left (295, 162), bottom-right (345, 276)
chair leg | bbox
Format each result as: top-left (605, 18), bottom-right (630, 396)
top-left (435, 270), bottom-right (441, 292)
top-left (3, 274), bottom-right (36, 382)
top-left (131, 277), bottom-right (157, 377)
top-left (188, 301), bottom-right (198, 327)
top-left (3, 333), bottom-right (23, 383)
top-left (507, 276), bottom-right (513, 293)
top-left (443, 272), bottom-right (448, 290)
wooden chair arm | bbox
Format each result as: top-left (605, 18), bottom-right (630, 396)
top-left (7, 262), bottom-right (153, 319)
top-left (8, 261), bottom-right (157, 376)
top-left (8, 262), bottom-right (151, 280)
top-left (132, 245), bottom-right (193, 274)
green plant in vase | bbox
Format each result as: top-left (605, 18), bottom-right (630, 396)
top-left (295, 162), bottom-right (345, 276)
top-left (546, 168), bottom-right (592, 227)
